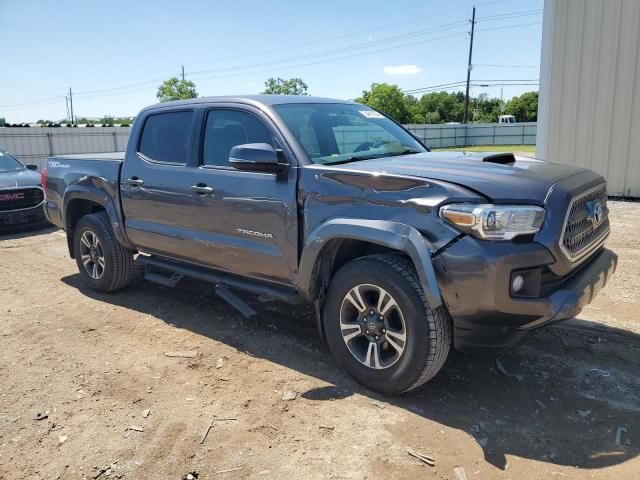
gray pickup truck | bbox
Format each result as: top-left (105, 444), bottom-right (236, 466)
top-left (43, 95), bottom-right (617, 394)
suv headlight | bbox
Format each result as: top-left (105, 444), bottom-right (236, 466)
top-left (439, 203), bottom-right (545, 240)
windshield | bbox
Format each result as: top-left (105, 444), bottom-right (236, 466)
top-left (273, 103), bottom-right (427, 165)
top-left (0, 150), bottom-right (25, 173)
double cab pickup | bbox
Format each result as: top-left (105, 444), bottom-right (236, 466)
top-left (43, 96), bottom-right (617, 393)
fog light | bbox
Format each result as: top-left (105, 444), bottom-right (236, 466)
top-left (512, 275), bottom-right (525, 293)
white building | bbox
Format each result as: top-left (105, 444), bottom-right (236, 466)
top-left (537, 0), bottom-right (640, 197)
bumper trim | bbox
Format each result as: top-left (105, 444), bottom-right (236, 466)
top-left (520, 248), bottom-right (617, 329)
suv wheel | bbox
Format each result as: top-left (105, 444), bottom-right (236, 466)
top-left (324, 254), bottom-right (451, 394)
top-left (73, 212), bottom-right (135, 292)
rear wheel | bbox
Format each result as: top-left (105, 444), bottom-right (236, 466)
top-left (73, 212), bottom-right (134, 292)
top-left (324, 254), bottom-right (451, 394)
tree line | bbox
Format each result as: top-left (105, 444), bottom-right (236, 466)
top-left (1, 76), bottom-right (538, 126)
top-left (356, 83), bottom-right (538, 123)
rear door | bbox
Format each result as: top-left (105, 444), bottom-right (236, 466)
top-left (120, 109), bottom-right (199, 259)
top-left (187, 105), bottom-right (299, 284)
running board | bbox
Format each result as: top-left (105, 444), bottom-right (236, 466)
top-left (215, 285), bottom-right (256, 318)
top-left (144, 268), bottom-right (184, 288)
top-left (137, 255), bottom-right (303, 317)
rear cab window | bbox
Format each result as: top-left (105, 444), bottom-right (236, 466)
top-left (138, 111), bottom-right (194, 164)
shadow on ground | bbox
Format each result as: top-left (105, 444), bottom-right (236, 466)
top-left (62, 270), bottom-right (640, 471)
top-left (0, 223), bottom-right (57, 239)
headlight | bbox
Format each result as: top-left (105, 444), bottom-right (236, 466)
top-left (439, 203), bottom-right (545, 240)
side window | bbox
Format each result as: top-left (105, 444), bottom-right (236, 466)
top-left (202, 110), bottom-right (274, 167)
top-left (138, 111), bottom-right (193, 164)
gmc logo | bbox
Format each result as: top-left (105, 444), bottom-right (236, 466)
top-left (0, 193), bottom-right (24, 201)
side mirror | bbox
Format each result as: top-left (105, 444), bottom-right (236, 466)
top-left (26, 164), bottom-right (38, 171)
top-left (229, 143), bottom-right (287, 173)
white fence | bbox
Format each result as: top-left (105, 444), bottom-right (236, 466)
top-left (0, 123), bottom-right (537, 170)
top-left (406, 122), bottom-right (537, 149)
top-left (0, 127), bottom-right (130, 170)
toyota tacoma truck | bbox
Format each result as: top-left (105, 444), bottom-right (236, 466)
top-left (43, 96), bottom-right (617, 394)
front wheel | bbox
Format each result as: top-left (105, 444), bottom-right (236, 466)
top-left (323, 254), bottom-right (451, 394)
top-left (73, 212), bottom-right (135, 292)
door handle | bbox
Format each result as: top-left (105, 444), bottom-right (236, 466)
top-left (125, 177), bottom-right (144, 187)
top-left (190, 184), bottom-right (214, 195)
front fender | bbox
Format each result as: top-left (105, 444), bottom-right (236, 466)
top-left (63, 186), bottom-right (132, 250)
top-left (297, 218), bottom-right (442, 307)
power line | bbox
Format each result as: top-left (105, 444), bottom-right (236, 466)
top-left (188, 20), bottom-right (468, 77)
top-left (403, 79), bottom-right (539, 94)
top-left (69, 20), bottom-right (468, 99)
top-left (6, 0), bottom-right (516, 103)
top-left (474, 63), bottom-right (539, 68)
top-left (181, 3), bottom-right (487, 71)
top-left (2, 4), bottom-right (544, 111)
top-left (476, 9), bottom-right (543, 22)
top-left (26, 8), bottom-right (545, 101)
top-left (73, 29), bottom-right (469, 101)
top-left (476, 21), bottom-right (542, 33)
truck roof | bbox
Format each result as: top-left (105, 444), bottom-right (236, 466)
top-left (142, 95), bottom-right (355, 113)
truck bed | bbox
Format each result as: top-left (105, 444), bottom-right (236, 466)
top-left (44, 153), bottom-right (124, 230)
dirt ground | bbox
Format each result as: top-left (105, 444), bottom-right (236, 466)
top-left (1, 201), bottom-right (638, 480)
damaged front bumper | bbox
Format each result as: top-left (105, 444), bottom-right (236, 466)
top-left (433, 236), bottom-right (617, 350)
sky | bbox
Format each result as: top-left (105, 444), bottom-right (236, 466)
top-left (0, 0), bottom-right (543, 123)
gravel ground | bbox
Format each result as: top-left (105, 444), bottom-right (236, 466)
top-left (0, 201), bottom-right (638, 480)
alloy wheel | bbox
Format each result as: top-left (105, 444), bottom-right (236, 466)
top-left (339, 283), bottom-right (407, 369)
top-left (79, 230), bottom-right (105, 280)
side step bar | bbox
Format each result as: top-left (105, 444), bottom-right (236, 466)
top-left (138, 255), bottom-right (303, 317)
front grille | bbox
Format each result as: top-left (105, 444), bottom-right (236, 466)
top-left (560, 184), bottom-right (609, 260)
top-left (0, 188), bottom-right (44, 212)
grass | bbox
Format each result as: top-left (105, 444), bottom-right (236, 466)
top-left (433, 144), bottom-right (536, 153)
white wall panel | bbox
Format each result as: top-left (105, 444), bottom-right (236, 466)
top-left (538, 0), bottom-right (640, 196)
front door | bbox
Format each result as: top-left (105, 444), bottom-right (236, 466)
top-left (188, 106), bottom-right (298, 285)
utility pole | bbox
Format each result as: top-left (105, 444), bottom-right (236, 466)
top-left (68, 87), bottom-right (75, 125)
top-left (462, 6), bottom-right (476, 124)
top-left (181, 65), bottom-right (185, 82)
top-left (65, 96), bottom-right (70, 122)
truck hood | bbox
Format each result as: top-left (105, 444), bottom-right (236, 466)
top-left (0, 169), bottom-right (41, 189)
top-left (328, 151), bottom-right (591, 203)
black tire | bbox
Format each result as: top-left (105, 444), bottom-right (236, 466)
top-left (323, 254), bottom-right (451, 394)
top-left (73, 212), bottom-right (134, 292)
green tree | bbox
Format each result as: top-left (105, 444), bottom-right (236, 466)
top-left (156, 77), bottom-right (198, 103)
top-left (504, 91), bottom-right (538, 122)
top-left (356, 83), bottom-right (411, 123)
top-left (415, 91), bottom-right (465, 123)
top-left (472, 93), bottom-right (503, 123)
top-left (423, 111), bottom-right (441, 124)
top-left (262, 77), bottom-right (309, 95)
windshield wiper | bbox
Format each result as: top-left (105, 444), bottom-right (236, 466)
top-left (386, 148), bottom-right (423, 157)
top-left (322, 147), bottom-right (423, 165)
top-left (324, 154), bottom-right (385, 165)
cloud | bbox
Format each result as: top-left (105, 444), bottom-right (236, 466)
top-left (383, 65), bottom-right (422, 75)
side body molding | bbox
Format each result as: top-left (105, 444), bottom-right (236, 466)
top-left (297, 218), bottom-right (442, 308)
top-left (63, 186), bottom-right (133, 253)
